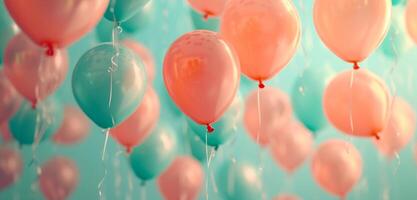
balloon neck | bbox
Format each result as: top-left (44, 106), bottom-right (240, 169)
top-left (374, 133), bottom-right (380, 140)
top-left (203, 10), bottom-right (214, 20)
top-left (45, 44), bottom-right (55, 56)
top-left (206, 124), bottom-right (214, 133)
top-left (258, 80), bottom-right (265, 89)
top-left (140, 180), bottom-right (146, 187)
top-left (126, 146), bottom-right (132, 154)
top-left (214, 145), bottom-right (219, 151)
top-left (353, 62), bottom-right (360, 70)
top-left (31, 100), bottom-right (37, 109)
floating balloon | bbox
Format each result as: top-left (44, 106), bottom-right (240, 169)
top-left (72, 43), bottom-right (147, 129)
top-left (52, 106), bottom-right (91, 145)
top-left (244, 87), bottom-right (292, 147)
top-left (187, 130), bottom-right (207, 163)
top-left (104, 0), bottom-right (150, 22)
top-left (4, 33), bottom-right (68, 107)
top-left (158, 156), bottom-right (204, 200)
top-left (0, 2), bottom-right (18, 64)
top-left (406, 0), bottom-right (417, 44)
top-left (163, 30), bottom-right (240, 132)
top-left (311, 140), bottom-right (362, 199)
top-left (111, 87), bottom-right (160, 153)
top-left (220, 0), bottom-right (300, 87)
top-left (187, 0), bottom-right (227, 19)
top-left (0, 71), bottom-right (20, 124)
top-left (39, 156), bottom-right (79, 200)
top-left (0, 146), bottom-right (22, 190)
top-left (190, 9), bottom-right (219, 31)
top-left (393, 0), bottom-right (407, 6)
top-left (273, 194), bottom-right (301, 200)
top-left (123, 39), bottom-right (156, 83)
top-left (323, 70), bottom-right (390, 138)
top-left (122, 1), bottom-right (155, 34)
top-left (0, 123), bottom-right (12, 143)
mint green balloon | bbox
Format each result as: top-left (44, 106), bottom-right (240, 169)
top-left (291, 66), bottom-right (334, 133)
top-left (9, 99), bottom-right (63, 145)
top-left (190, 9), bottom-right (219, 31)
top-left (392, 0), bottom-right (407, 6)
top-left (187, 130), bottom-right (206, 163)
top-left (72, 44), bottom-right (147, 129)
top-left (129, 126), bottom-right (178, 181)
top-left (104, 0), bottom-right (150, 22)
top-left (122, 1), bottom-right (155, 34)
top-left (0, 2), bottom-right (17, 64)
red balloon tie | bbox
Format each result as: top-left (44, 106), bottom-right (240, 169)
top-left (374, 133), bottom-right (380, 140)
top-left (353, 62), bottom-right (360, 70)
top-left (45, 44), bottom-right (54, 56)
top-left (258, 80), bottom-right (265, 89)
top-left (126, 146), bottom-right (132, 154)
top-left (203, 10), bottom-right (214, 21)
top-left (31, 100), bottom-right (37, 109)
top-left (206, 124), bottom-right (214, 133)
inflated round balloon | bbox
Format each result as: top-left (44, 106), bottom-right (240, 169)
top-left (4, 33), bottom-right (68, 107)
top-left (374, 98), bottom-right (416, 158)
top-left (72, 43), bottom-right (147, 129)
top-left (273, 194), bottom-right (301, 200)
top-left (123, 39), bottom-right (155, 83)
top-left (323, 70), bottom-right (390, 138)
top-left (190, 9), bottom-right (219, 31)
top-left (122, 1), bottom-right (155, 34)
top-left (0, 146), bottom-right (22, 190)
top-left (111, 87), bottom-right (160, 153)
top-left (104, 0), bottom-right (150, 22)
top-left (0, 71), bottom-right (21, 124)
top-left (9, 98), bottom-right (63, 145)
top-left (244, 87), bottom-right (292, 147)
top-left (5, 0), bottom-right (109, 51)
top-left (406, 0), bottom-right (417, 44)
top-left (158, 156), bottom-right (204, 200)
top-left (393, 0), bottom-right (407, 6)
top-left (187, 0), bottom-right (227, 19)
top-left (39, 156), bottom-right (79, 200)
top-left (313, 0), bottom-right (391, 66)
top-left (291, 66), bottom-right (334, 132)
top-left (52, 106), bottom-right (91, 145)
top-left (220, 0), bottom-right (300, 87)
top-left (0, 123), bottom-right (13, 143)
top-left (163, 30), bottom-right (240, 132)
top-left (187, 130), bottom-right (207, 163)
top-left (129, 126), bottom-right (178, 181)
top-left (311, 140), bottom-right (362, 199)
top-left (0, 2), bottom-right (18, 64)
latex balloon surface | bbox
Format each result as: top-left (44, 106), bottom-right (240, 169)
top-left (0, 146), bottom-right (22, 190)
top-left (104, 0), bottom-right (150, 22)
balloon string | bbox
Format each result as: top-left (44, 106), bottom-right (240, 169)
top-left (98, 129), bottom-right (110, 200)
top-left (204, 132), bottom-right (215, 200)
top-left (113, 150), bottom-right (123, 199)
top-left (393, 152), bottom-right (401, 176)
top-left (127, 165), bottom-right (134, 200)
top-left (297, 0), bottom-right (311, 80)
top-left (256, 87), bottom-right (262, 145)
top-left (349, 69), bottom-right (355, 138)
top-left (140, 182), bottom-right (147, 200)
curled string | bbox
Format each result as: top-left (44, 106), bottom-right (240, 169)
top-left (97, 129), bottom-right (110, 200)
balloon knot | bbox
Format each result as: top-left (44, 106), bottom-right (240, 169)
top-left (258, 80), bottom-right (265, 89)
top-left (31, 100), bottom-right (37, 109)
top-left (45, 44), bottom-right (54, 56)
top-left (206, 124), bottom-right (214, 133)
top-left (214, 146), bottom-right (219, 151)
top-left (126, 146), bottom-right (132, 154)
top-left (353, 62), bottom-right (360, 70)
top-left (203, 10), bottom-right (214, 20)
top-left (374, 133), bottom-right (380, 140)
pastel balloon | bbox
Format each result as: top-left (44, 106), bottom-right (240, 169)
top-left (158, 156), bottom-right (204, 200)
top-left (122, 1), bottom-right (155, 34)
top-left (129, 126), bottom-right (178, 181)
top-left (323, 70), bottom-right (390, 138)
top-left (273, 194), bottom-right (301, 200)
top-left (374, 98), bottom-right (416, 158)
top-left (187, 0), bottom-right (228, 19)
top-left (72, 43), bottom-right (147, 129)
top-left (270, 121), bottom-right (313, 174)
top-left (111, 87), bottom-right (160, 153)
top-left (52, 105), bottom-right (91, 145)
top-left (4, 33), bottom-right (68, 107)
top-left (220, 0), bottom-right (300, 87)
top-left (190, 9), bottom-right (219, 31)
top-left (406, 0), bottom-right (417, 44)
top-left (0, 123), bottom-right (12, 143)
top-left (104, 0), bottom-right (150, 22)
top-left (313, 0), bottom-right (391, 63)
top-left (39, 156), bottom-right (79, 200)
top-left (244, 87), bottom-right (292, 147)
top-left (291, 66), bottom-right (334, 132)
top-left (392, 0), bottom-right (407, 5)
top-left (0, 71), bottom-right (21, 124)
top-left (163, 30), bottom-right (240, 132)
top-left (187, 130), bottom-right (207, 163)
top-left (123, 39), bottom-right (156, 83)
top-left (0, 2), bottom-right (18, 64)
top-left (5, 0), bottom-right (109, 50)
top-left (311, 140), bottom-right (362, 198)
top-left (0, 146), bottom-right (22, 190)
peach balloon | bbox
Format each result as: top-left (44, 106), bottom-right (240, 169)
top-left (123, 39), bottom-right (156, 84)
top-left (244, 87), bottom-right (292, 147)
top-left (374, 98), bottom-right (416, 158)
top-left (0, 146), bottom-right (22, 190)
top-left (220, 0), bottom-right (300, 87)
top-left (314, 0), bottom-right (391, 65)
top-left (323, 70), bottom-right (390, 138)
top-left (0, 71), bottom-right (20, 124)
top-left (52, 106), bottom-right (91, 145)
top-left (163, 30), bottom-right (240, 132)
top-left (406, 0), bottom-right (417, 44)
top-left (311, 140), bottom-right (362, 199)
top-left (273, 194), bottom-right (301, 200)
top-left (158, 156), bottom-right (204, 200)
top-left (187, 0), bottom-right (228, 19)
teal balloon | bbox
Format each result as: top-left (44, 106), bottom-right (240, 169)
top-left (0, 2), bottom-right (18, 64)
top-left (216, 160), bottom-right (263, 200)
top-left (122, 0), bottom-right (155, 34)
top-left (189, 9), bottom-right (219, 31)
top-left (392, 0), bottom-right (407, 6)
top-left (291, 66), bottom-right (334, 133)
top-left (9, 99), bottom-right (63, 145)
top-left (129, 126), bottom-right (178, 181)
top-left (104, 0), bottom-right (150, 22)
top-left (187, 128), bottom-right (207, 163)
top-left (72, 44), bottom-right (147, 129)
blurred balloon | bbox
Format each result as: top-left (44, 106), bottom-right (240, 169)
top-left (0, 146), bottom-right (22, 190)
top-left (187, 130), bottom-right (207, 163)
top-left (122, 1), bottom-right (155, 34)
top-left (0, 71), bottom-right (20, 124)
top-left (39, 156), bottom-right (79, 200)
top-left (374, 98), bottom-right (416, 158)
top-left (273, 194), bottom-right (301, 200)
top-left (111, 87), bottom-right (160, 153)
top-left (291, 65), bottom-right (334, 132)
top-left (0, 123), bottom-right (12, 143)
top-left (323, 70), bottom-right (390, 138)
top-left (311, 140), bottom-right (362, 199)
top-left (129, 126), bottom-right (178, 181)
top-left (163, 30), bottom-right (240, 132)
top-left (123, 39), bottom-right (155, 83)
top-left (187, 0), bottom-right (227, 19)
top-left (393, 0), bottom-right (407, 6)
top-left (244, 87), bottom-right (292, 147)
top-left (220, 0), bottom-right (300, 87)
top-left (158, 156), bottom-right (204, 200)
top-left (190, 9), bottom-right (219, 31)
top-left (104, 0), bottom-right (150, 22)
top-left (0, 2), bottom-right (18, 64)
top-left (52, 105), bottom-right (91, 145)
top-left (406, 0), bottom-right (417, 44)
top-left (4, 33), bottom-right (68, 107)
top-left (72, 43), bottom-right (147, 129)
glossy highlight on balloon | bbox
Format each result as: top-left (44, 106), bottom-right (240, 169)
top-left (104, 0), bottom-right (150, 22)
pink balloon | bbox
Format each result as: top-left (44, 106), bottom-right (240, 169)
top-left (163, 30), bottom-right (240, 132)
top-left (374, 98), bottom-right (416, 158)
top-left (0, 71), bottom-right (20, 124)
top-left (323, 69), bottom-right (390, 138)
top-left (269, 121), bottom-right (313, 174)
top-left (0, 146), bottom-right (22, 190)
top-left (0, 123), bottom-right (13, 143)
top-left (220, 0), bottom-right (300, 87)
top-left (244, 87), bottom-right (292, 147)
top-left (414, 144), bottom-right (417, 164)
top-left (311, 140), bottom-right (362, 198)
top-left (187, 0), bottom-right (228, 19)
top-left (4, 33), bottom-right (68, 107)
top-left (52, 105), bottom-right (91, 145)
top-left (273, 194), bottom-right (302, 200)
top-left (111, 87), bottom-right (160, 153)
top-left (406, 0), bottom-right (417, 44)
top-left (314, 0), bottom-right (391, 65)
top-left (39, 156), bottom-right (79, 200)
top-left (158, 156), bottom-right (204, 200)
top-left (123, 39), bottom-right (156, 84)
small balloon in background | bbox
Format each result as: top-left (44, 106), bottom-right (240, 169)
top-left (123, 39), bottom-right (155, 84)
top-left (0, 123), bottom-right (13, 143)
top-left (52, 105), bottom-right (91, 145)
top-left (273, 194), bottom-right (302, 200)
top-left (187, 0), bottom-right (228, 19)
top-left (0, 1), bottom-right (18, 64)
top-left (104, 0), bottom-right (150, 22)
top-left (39, 156), bottom-right (79, 200)
top-left (393, 0), bottom-right (407, 6)
top-left (187, 129), bottom-right (207, 163)
top-left (158, 156), bottom-right (204, 200)
top-left (311, 140), bottom-right (362, 199)
top-left (72, 43), bottom-right (147, 129)
top-left (122, 0), bottom-right (155, 34)
top-left (189, 9), bottom-right (219, 31)
top-left (0, 71), bottom-right (21, 124)
top-left (406, 0), bottom-right (417, 44)
top-left (0, 146), bottom-right (22, 190)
